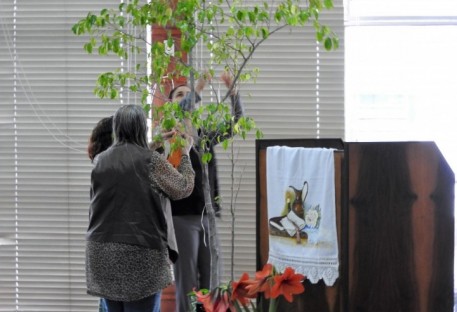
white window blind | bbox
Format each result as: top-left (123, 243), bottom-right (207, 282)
top-left (0, 1), bottom-right (145, 311)
top-left (195, 0), bottom-right (345, 282)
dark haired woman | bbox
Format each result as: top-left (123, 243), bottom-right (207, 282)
top-left (87, 116), bottom-right (114, 312)
top-left (86, 104), bottom-right (195, 312)
top-left (87, 116), bottom-right (114, 162)
top-left (168, 72), bottom-right (244, 312)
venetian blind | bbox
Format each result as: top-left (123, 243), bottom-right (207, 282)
top-left (0, 0), bottom-right (145, 311)
top-left (195, 0), bottom-right (345, 282)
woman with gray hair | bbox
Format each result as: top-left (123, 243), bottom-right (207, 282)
top-left (85, 104), bottom-right (195, 312)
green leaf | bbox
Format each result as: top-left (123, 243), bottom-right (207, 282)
top-left (233, 123), bottom-right (240, 135)
top-left (202, 152), bottom-right (213, 164)
top-left (88, 14), bottom-right (97, 25)
top-left (261, 27), bottom-right (269, 39)
top-left (221, 139), bottom-right (229, 150)
top-left (332, 37), bottom-right (340, 49)
top-left (83, 42), bottom-right (93, 53)
top-left (162, 118), bottom-right (176, 131)
top-left (324, 0), bottom-right (334, 9)
top-left (71, 24), bottom-right (80, 35)
top-left (316, 29), bottom-right (324, 42)
top-left (248, 11), bottom-right (256, 24)
top-left (287, 15), bottom-right (298, 25)
top-left (244, 27), bottom-right (254, 37)
top-left (274, 11), bottom-right (282, 23)
top-left (120, 16), bottom-right (127, 27)
top-left (98, 45), bottom-right (107, 55)
top-left (110, 88), bottom-right (118, 99)
top-left (143, 104), bottom-right (151, 114)
top-left (236, 10), bottom-right (245, 22)
top-left (324, 37), bottom-right (332, 50)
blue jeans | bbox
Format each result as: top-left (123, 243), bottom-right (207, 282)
top-left (100, 291), bottom-right (161, 312)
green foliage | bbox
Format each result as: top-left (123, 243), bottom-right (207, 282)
top-left (72, 0), bottom-right (337, 153)
top-left (73, 0), bottom-right (337, 288)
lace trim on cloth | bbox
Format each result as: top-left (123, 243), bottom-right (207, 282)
top-left (268, 253), bottom-right (339, 286)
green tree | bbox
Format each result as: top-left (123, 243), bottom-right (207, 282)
top-left (72, 0), bottom-right (337, 290)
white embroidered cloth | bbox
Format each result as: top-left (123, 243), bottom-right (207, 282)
top-left (266, 146), bottom-right (339, 286)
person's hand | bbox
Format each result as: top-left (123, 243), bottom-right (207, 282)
top-left (195, 71), bottom-right (212, 94)
top-left (150, 127), bottom-right (177, 150)
top-left (220, 71), bottom-right (236, 95)
top-left (161, 129), bottom-right (176, 141)
top-left (152, 126), bottom-right (176, 143)
top-left (181, 133), bottom-right (194, 156)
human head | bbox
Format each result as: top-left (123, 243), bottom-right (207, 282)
top-left (169, 84), bottom-right (191, 103)
top-left (88, 116), bottom-right (113, 161)
top-left (113, 104), bottom-right (148, 148)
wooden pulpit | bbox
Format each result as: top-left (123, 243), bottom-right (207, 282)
top-left (256, 139), bottom-right (455, 312)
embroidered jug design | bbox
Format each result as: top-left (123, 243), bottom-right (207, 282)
top-left (289, 181), bottom-right (308, 219)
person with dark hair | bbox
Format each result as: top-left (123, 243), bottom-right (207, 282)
top-left (168, 72), bottom-right (244, 312)
top-left (85, 104), bottom-right (195, 312)
top-left (88, 116), bottom-right (114, 162)
top-left (87, 116), bottom-right (114, 312)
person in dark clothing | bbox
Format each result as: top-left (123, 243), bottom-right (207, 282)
top-left (87, 114), bottom-right (180, 312)
top-left (168, 72), bottom-right (244, 312)
top-left (86, 104), bottom-right (195, 312)
top-left (87, 115), bottom-right (114, 312)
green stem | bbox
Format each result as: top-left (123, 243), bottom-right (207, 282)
top-left (268, 297), bottom-right (278, 312)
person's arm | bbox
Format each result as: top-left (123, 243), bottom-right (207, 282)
top-left (220, 70), bottom-right (244, 125)
top-left (230, 91), bottom-right (244, 123)
top-left (205, 72), bottom-right (245, 144)
top-left (149, 135), bottom-right (195, 200)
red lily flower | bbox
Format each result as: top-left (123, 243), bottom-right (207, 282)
top-left (194, 288), bottom-right (214, 311)
top-left (212, 288), bottom-right (234, 312)
top-left (192, 264), bottom-right (306, 311)
top-left (271, 267), bottom-right (305, 302)
top-left (231, 272), bottom-right (257, 306)
top-left (245, 263), bottom-right (274, 298)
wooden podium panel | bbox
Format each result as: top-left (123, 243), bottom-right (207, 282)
top-left (347, 142), bottom-right (454, 312)
top-left (256, 139), bottom-right (455, 312)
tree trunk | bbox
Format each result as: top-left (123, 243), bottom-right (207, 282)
top-left (188, 48), bottom-right (220, 290)
top-left (200, 151), bottom-right (220, 290)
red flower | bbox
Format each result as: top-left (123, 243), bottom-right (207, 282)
top-left (192, 264), bottom-right (306, 311)
top-left (271, 267), bottom-right (305, 302)
top-left (195, 287), bottom-right (235, 312)
top-left (212, 288), bottom-right (234, 312)
top-left (245, 263), bottom-right (274, 299)
top-left (194, 288), bottom-right (214, 311)
top-left (231, 272), bottom-right (256, 306)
